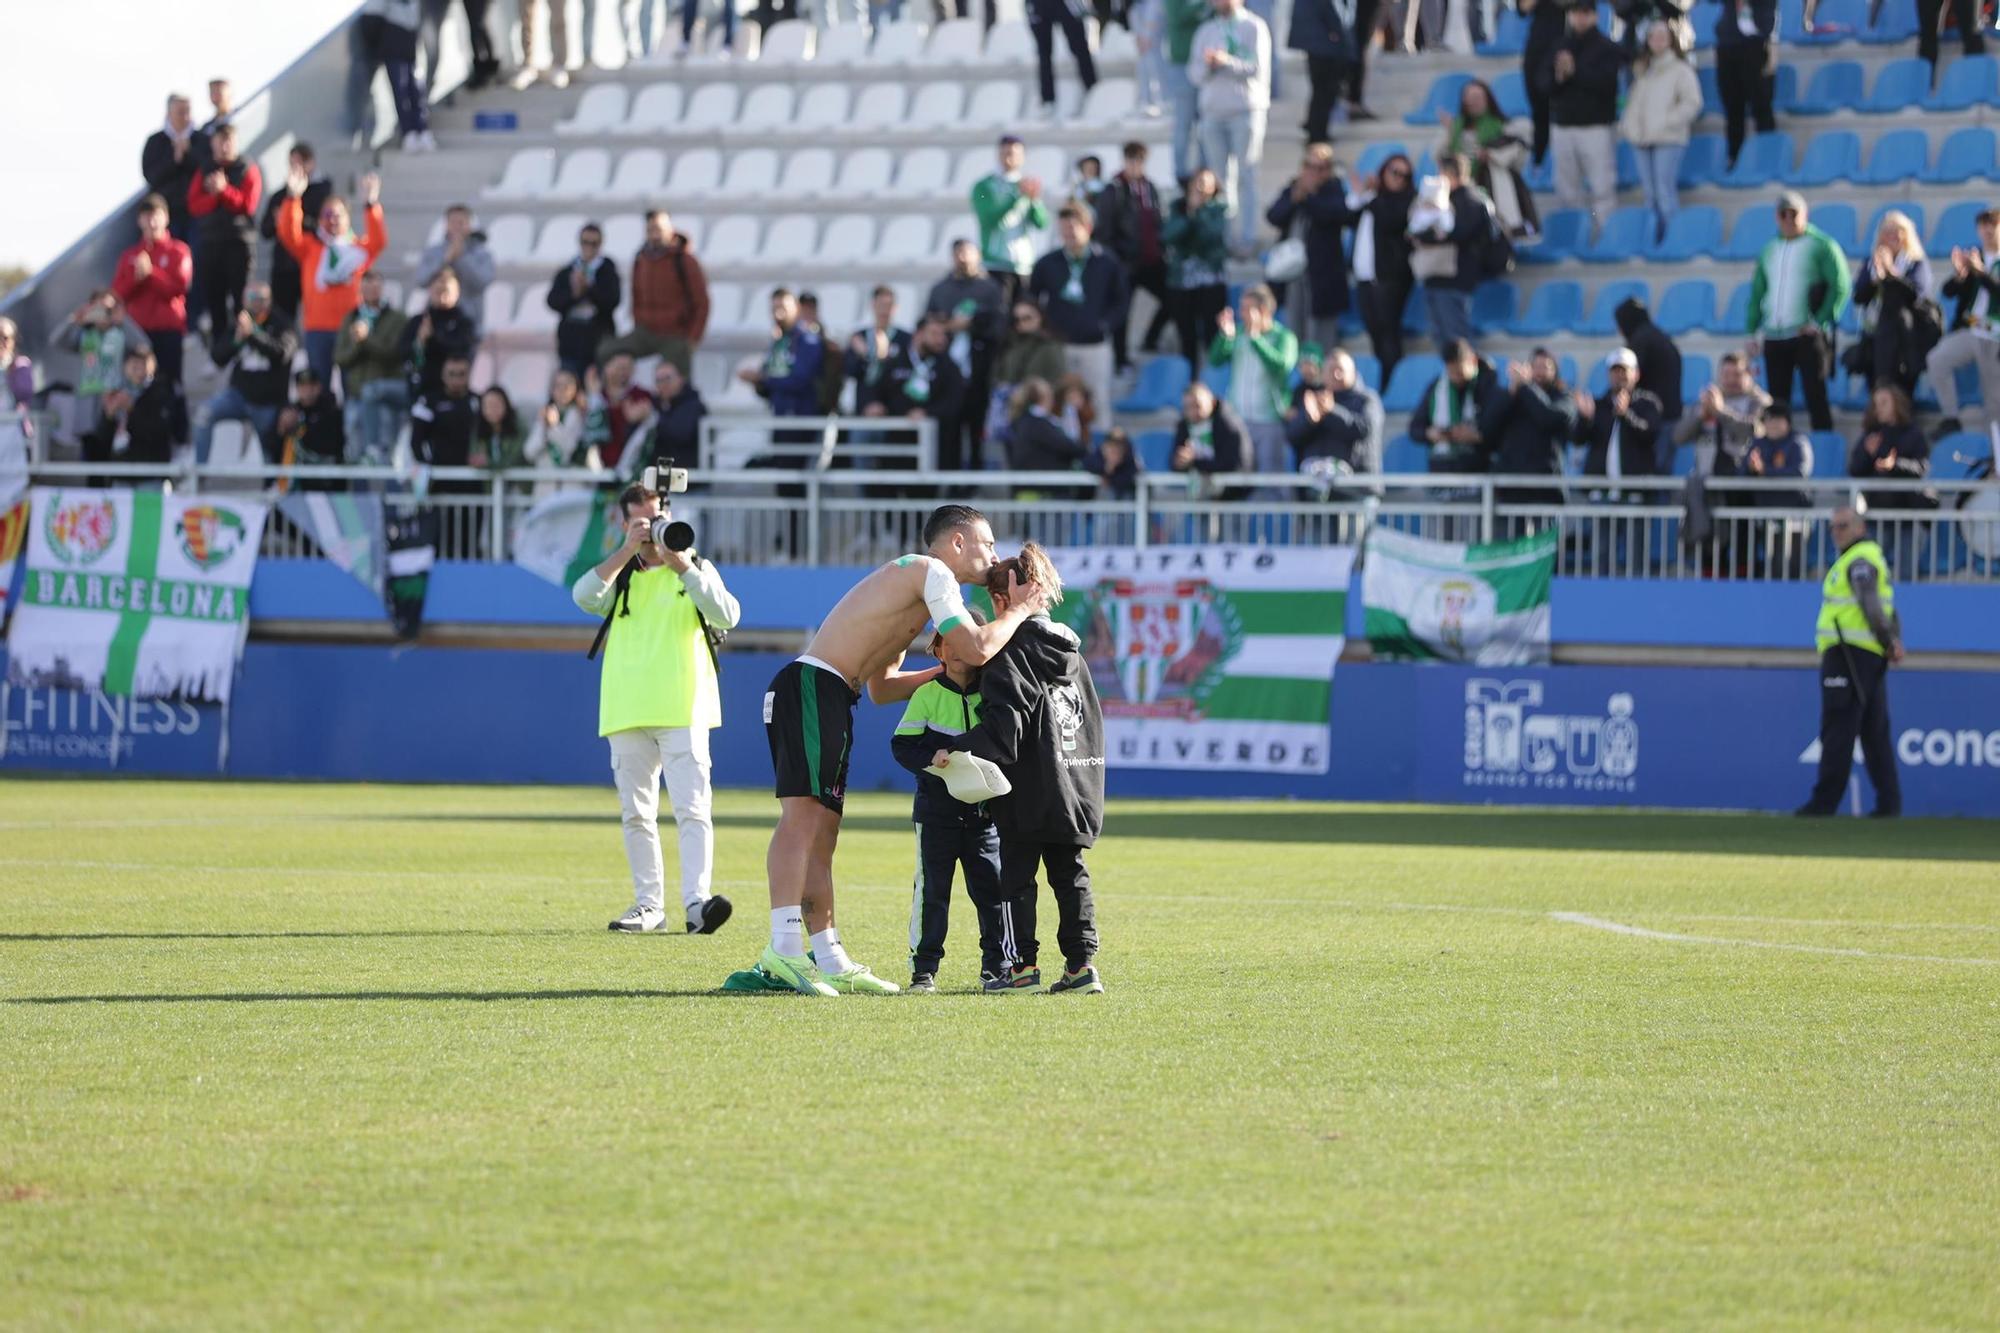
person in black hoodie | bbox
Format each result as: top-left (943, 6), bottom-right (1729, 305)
top-left (862, 315), bottom-right (968, 481)
top-left (1613, 295), bottom-right (1684, 471)
top-left (1490, 349), bottom-right (1580, 516)
top-left (1549, 3), bottom-right (1626, 233)
top-left (1521, 0), bottom-right (1571, 165)
top-left (277, 368), bottom-right (348, 489)
top-left (1353, 153), bottom-right (1417, 382)
top-left (410, 355), bottom-right (481, 528)
top-left (193, 281), bottom-right (296, 465)
top-left (398, 267), bottom-right (479, 398)
top-left (141, 94), bottom-right (203, 243)
top-left (83, 346), bottom-right (187, 475)
top-left (648, 360), bottom-right (706, 472)
top-left (937, 543), bottom-right (1107, 995)
top-left (1573, 348), bottom-right (1664, 489)
top-left (547, 222), bottom-right (622, 378)
top-left (259, 143), bottom-right (331, 323)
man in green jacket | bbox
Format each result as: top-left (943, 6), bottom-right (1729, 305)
top-left (1748, 191), bottom-right (1852, 431)
top-left (971, 135), bottom-right (1050, 312)
top-left (1208, 283), bottom-right (1299, 481)
top-left (333, 269), bottom-right (410, 463)
top-left (1163, 0), bottom-right (1213, 179)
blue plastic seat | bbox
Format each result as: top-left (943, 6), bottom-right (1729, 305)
top-left (1687, 2), bottom-right (1722, 49)
top-left (1928, 54), bottom-right (1999, 110)
top-left (1680, 354), bottom-right (1713, 407)
top-left (1786, 0), bottom-right (1865, 41)
top-left (1927, 126), bottom-right (1997, 183)
top-left (1808, 433), bottom-right (1849, 477)
top-left (1401, 284), bottom-right (1425, 334)
top-left (1861, 3), bottom-right (1918, 42)
top-left (1470, 281), bottom-right (1518, 334)
top-left (1930, 200), bottom-right (1984, 253)
top-left (1721, 131), bottom-right (1794, 187)
top-left (1477, 7), bottom-right (1530, 55)
top-left (1579, 280), bottom-right (1649, 335)
top-left (1382, 355), bottom-right (1444, 413)
top-left (1491, 69), bottom-right (1530, 119)
top-left (1712, 282), bottom-right (1753, 336)
top-left (1133, 429), bottom-right (1176, 472)
top-left (1862, 127), bottom-right (1930, 184)
top-left (1405, 72), bottom-right (1472, 125)
top-left (1791, 60), bottom-right (1865, 114)
top-left (1355, 140), bottom-right (1409, 178)
top-left (1350, 353), bottom-right (1382, 392)
top-left (1510, 281), bottom-right (1584, 336)
top-left (1522, 209), bottom-right (1590, 264)
top-left (1934, 433), bottom-right (1990, 475)
top-left (1811, 202), bottom-right (1860, 259)
top-left (1585, 359), bottom-right (1611, 397)
top-left (1112, 356), bottom-right (1191, 414)
top-left (1651, 205), bottom-right (1723, 262)
top-left (1199, 362), bottom-right (1231, 400)
top-left (1721, 208), bottom-right (1779, 262)
top-left (1383, 436), bottom-right (1430, 473)
top-left (1678, 135), bottom-right (1728, 188)
top-left (1615, 140), bottom-right (1641, 190)
top-left (1657, 280), bottom-right (1717, 336)
top-left (1583, 207), bottom-right (1652, 262)
top-left (1785, 130), bottom-right (1860, 186)
top-left (1863, 58), bottom-right (1932, 112)
top-left (1699, 64), bottom-right (1722, 117)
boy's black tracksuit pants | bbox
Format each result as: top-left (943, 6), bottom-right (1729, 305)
top-left (995, 839), bottom-right (1098, 977)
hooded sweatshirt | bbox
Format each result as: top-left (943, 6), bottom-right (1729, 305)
top-left (954, 615), bottom-right (1106, 848)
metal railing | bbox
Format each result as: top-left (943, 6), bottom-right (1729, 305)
top-left (16, 461), bottom-right (2000, 582)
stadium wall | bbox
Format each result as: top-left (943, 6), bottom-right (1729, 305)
top-left (5, 644), bottom-right (1997, 817)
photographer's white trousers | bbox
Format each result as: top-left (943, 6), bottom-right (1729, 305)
top-left (608, 726), bottom-right (714, 918)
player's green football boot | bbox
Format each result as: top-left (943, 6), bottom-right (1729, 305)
top-left (754, 946), bottom-right (839, 997)
top-left (720, 966), bottom-right (796, 993)
top-left (821, 962), bottom-right (901, 995)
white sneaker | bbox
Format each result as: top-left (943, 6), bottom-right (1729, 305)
top-left (1141, 102), bottom-right (1163, 118)
top-left (549, 68), bottom-right (570, 88)
top-left (401, 131), bottom-right (423, 153)
top-left (418, 130), bottom-right (439, 152)
top-left (608, 904), bottom-right (668, 932)
top-left (509, 67), bottom-right (539, 90)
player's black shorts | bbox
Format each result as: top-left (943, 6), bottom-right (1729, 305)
top-left (766, 658), bottom-right (858, 813)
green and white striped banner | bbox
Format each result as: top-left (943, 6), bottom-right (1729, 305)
top-left (6, 488), bottom-right (267, 702)
top-left (512, 490), bottom-right (622, 588)
top-left (1037, 546), bottom-right (1353, 774)
top-left (1363, 527), bottom-right (1556, 665)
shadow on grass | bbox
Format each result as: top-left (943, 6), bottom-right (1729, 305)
top-left (4, 987), bottom-right (768, 1005)
top-left (364, 809), bottom-right (1997, 862)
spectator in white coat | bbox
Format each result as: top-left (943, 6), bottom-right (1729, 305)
top-left (1189, 0), bottom-right (1273, 256)
top-left (1620, 22), bottom-right (1703, 243)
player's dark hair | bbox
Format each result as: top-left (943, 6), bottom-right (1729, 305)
top-left (923, 503), bottom-right (988, 547)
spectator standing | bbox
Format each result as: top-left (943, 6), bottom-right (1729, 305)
top-left (1094, 143), bottom-right (1170, 375)
top-left (1520, 0), bottom-right (1568, 165)
top-left (259, 144), bottom-right (331, 323)
top-left (994, 301), bottom-right (1070, 392)
top-left (414, 206), bottom-right (498, 338)
top-left (524, 367), bottom-right (595, 486)
top-left (547, 222), bottom-right (622, 378)
top-left (1028, 0), bottom-right (1099, 119)
top-left (844, 285), bottom-right (913, 419)
top-left (648, 360), bottom-right (707, 472)
top-left (676, 0), bottom-right (739, 60)
top-left (1713, 0), bottom-right (1776, 169)
top-left (1027, 206), bottom-right (1128, 426)
top-left (1408, 156), bottom-right (1491, 350)
top-left (186, 124), bottom-right (263, 364)
top-left (1208, 285), bottom-right (1299, 476)
top-left (1163, 168), bottom-right (1231, 375)
top-left (1489, 348), bottom-right (1579, 511)
top-left (398, 268), bottom-right (480, 399)
top-left (1574, 348), bottom-right (1665, 484)
top-left (1290, 0), bottom-right (1362, 143)
top-left (1190, 0), bottom-right (1274, 256)
top-left (409, 355), bottom-right (480, 520)
top-left (1918, 0), bottom-right (1983, 74)
top-left (1848, 385), bottom-right (1933, 511)
top-left (587, 353), bottom-right (658, 472)
top-left (1927, 210), bottom-right (2000, 435)
top-left (1614, 295), bottom-right (1684, 470)
top-left (739, 287), bottom-right (826, 417)
top-left (53, 294), bottom-right (150, 443)
top-left (1004, 377), bottom-right (1089, 476)
top-left (277, 369), bottom-right (348, 483)
top-left (112, 196), bottom-right (195, 389)
top-left (610, 211), bottom-right (710, 375)
top-left (1849, 210), bottom-right (1938, 396)
top-left (82, 347), bottom-right (186, 471)
top-left (193, 282), bottom-right (296, 465)
top-left (360, 0), bottom-right (437, 153)
top-left (863, 317), bottom-right (968, 474)
top-left (1266, 143), bottom-right (1358, 353)
top-left (141, 95), bottom-right (203, 244)
top-left (925, 239), bottom-right (1007, 468)
top-left (1676, 350), bottom-right (1771, 476)
top-left (1748, 192), bottom-right (1851, 431)
top-left (1162, 0), bottom-right (1213, 179)
top-left (1087, 427), bottom-right (1142, 498)
top-left (1621, 22), bottom-right (1704, 243)
top-left (335, 269), bottom-right (411, 463)
top-left (1353, 154), bottom-right (1417, 382)
top-left (513, 0), bottom-right (575, 86)
top-left (795, 293), bottom-right (847, 417)
top-left (1412, 338), bottom-right (1505, 472)
top-left (1746, 401), bottom-right (1814, 574)
top-left (1286, 347), bottom-right (1384, 480)
top-left (1549, 3), bottom-right (1624, 235)
top-left (1171, 382), bottom-right (1251, 496)
top-left (200, 79), bottom-right (234, 148)
top-left (973, 137), bottom-right (1050, 312)
top-left (1437, 79), bottom-right (1540, 238)
top-left (276, 169), bottom-right (387, 386)
top-left (1132, 0), bottom-right (1167, 115)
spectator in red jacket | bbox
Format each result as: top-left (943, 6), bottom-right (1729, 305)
top-left (187, 122), bottom-right (263, 363)
top-left (603, 210), bottom-right (709, 375)
top-left (112, 195), bottom-right (195, 389)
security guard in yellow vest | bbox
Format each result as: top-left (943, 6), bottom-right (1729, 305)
top-left (1798, 505), bottom-right (1903, 818)
top-left (573, 482), bottom-right (743, 931)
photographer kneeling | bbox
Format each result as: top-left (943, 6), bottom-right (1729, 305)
top-left (574, 479), bottom-right (742, 935)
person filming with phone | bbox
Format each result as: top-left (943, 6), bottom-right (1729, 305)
top-left (573, 472), bottom-right (743, 935)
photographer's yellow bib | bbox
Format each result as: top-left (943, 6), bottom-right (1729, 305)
top-left (600, 564), bottom-right (721, 735)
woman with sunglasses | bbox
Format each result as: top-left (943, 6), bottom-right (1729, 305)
top-left (1351, 154), bottom-right (1417, 382)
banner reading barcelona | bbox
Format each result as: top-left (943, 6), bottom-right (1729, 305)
top-left (1032, 545), bottom-right (1353, 775)
top-left (5, 488), bottom-right (268, 703)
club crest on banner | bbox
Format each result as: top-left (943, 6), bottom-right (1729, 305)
top-left (45, 496), bottom-right (118, 567)
top-left (1078, 576), bottom-right (1242, 719)
top-left (176, 506), bottom-right (247, 571)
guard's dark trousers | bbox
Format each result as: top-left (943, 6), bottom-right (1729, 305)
top-left (996, 839), bottom-right (1098, 975)
top-left (1807, 646), bottom-right (1902, 813)
top-left (910, 821), bottom-right (1003, 977)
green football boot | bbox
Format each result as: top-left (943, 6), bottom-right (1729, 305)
top-left (821, 962), bottom-right (901, 995)
top-left (753, 946), bottom-right (839, 997)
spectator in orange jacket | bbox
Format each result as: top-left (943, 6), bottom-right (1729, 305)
top-left (276, 166), bottom-right (386, 386)
top-left (112, 194), bottom-right (195, 388)
top-left (186, 122), bottom-right (263, 362)
top-left (601, 209), bottom-right (708, 376)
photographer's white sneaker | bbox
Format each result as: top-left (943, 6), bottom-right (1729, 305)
top-left (608, 905), bottom-right (668, 933)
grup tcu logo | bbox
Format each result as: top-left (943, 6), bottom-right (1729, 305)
top-left (1462, 679), bottom-right (1639, 793)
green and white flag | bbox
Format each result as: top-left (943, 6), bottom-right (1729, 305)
top-left (1363, 527), bottom-right (1556, 665)
top-left (6, 488), bottom-right (267, 701)
top-left (1033, 546), bottom-right (1353, 774)
top-left (278, 492), bottom-right (385, 599)
top-left (512, 490), bottom-right (623, 587)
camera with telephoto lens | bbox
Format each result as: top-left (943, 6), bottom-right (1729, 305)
top-left (642, 465), bottom-right (694, 551)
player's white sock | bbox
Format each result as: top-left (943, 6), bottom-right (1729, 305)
top-left (810, 928), bottom-right (854, 974)
top-left (771, 907), bottom-right (806, 958)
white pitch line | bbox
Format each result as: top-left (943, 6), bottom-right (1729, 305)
top-left (1549, 911), bottom-right (2000, 968)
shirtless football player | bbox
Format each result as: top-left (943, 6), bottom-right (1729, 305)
top-left (737, 504), bottom-right (1050, 995)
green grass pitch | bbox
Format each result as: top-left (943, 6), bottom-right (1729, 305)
top-left (2, 780), bottom-right (1998, 1329)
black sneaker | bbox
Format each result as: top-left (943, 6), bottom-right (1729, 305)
top-left (687, 895), bottom-right (734, 934)
top-left (1793, 804), bottom-right (1837, 818)
top-left (1868, 807), bottom-right (1901, 819)
top-left (1047, 965), bottom-right (1105, 995)
top-left (908, 973), bottom-right (937, 993)
top-left (1345, 103), bottom-right (1379, 122)
top-left (982, 966), bottom-right (1041, 993)
top-left (1934, 417), bottom-right (1963, 442)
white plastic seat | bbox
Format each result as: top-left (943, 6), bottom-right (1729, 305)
top-left (1099, 24), bottom-right (1136, 61)
top-left (608, 148), bottom-right (666, 198)
top-left (551, 147), bottom-right (612, 199)
top-left (796, 83), bottom-right (852, 126)
top-left (946, 149), bottom-right (994, 199)
top-left (891, 282), bottom-right (923, 321)
top-left (482, 281), bottom-right (518, 329)
top-left (484, 148), bottom-right (555, 200)
top-left (818, 216), bottom-right (876, 264)
top-left (602, 214), bottom-right (645, 258)
top-left (422, 217), bottom-right (447, 250)
top-left (838, 147), bottom-right (897, 195)
top-left (670, 215), bottom-right (708, 252)
top-left (991, 0), bottom-right (1027, 25)
top-left (720, 147), bottom-right (780, 198)
top-left (865, 20), bottom-right (929, 65)
top-left (964, 80), bottom-right (1024, 128)
top-left (664, 147), bottom-right (724, 197)
top-left (702, 213), bottom-right (763, 264)
top-left (682, 84), bottom-right (741, 131)
top-left (983, 19), bottom-right (1035, 64)
top-left (692, 352), bottom-right (731, 400)
top-left (558, 85), bottom-right (628, 136)
top-left (470, 349), bottom-right (496, 388)
top-left (404, 287), bottom-right (430, 316)
top-left (697, 18), bottom-right (758, 60)
top-left (1078, 78), bottom-right (1136, 126)
top-left (761, 216), bottom-right (819, 264)
top-left (875, 215), bottom-right (934, 265)
top-left (785, 148), bottom-right (838, 197)
top-left (736, 84), bottom-right (795, 131)
top-left (814, 283), bottom-right (862, 335)
top-left (814, 24), bottom-right (872, 64)
top-left (1025, 144), bottom-right (1068, 187)
top-left (483, 214), bottom-right (538, 264)
top-left (627, 84), bottom-right (686, 133)
top-left (758, 19), bottom-right (815, 63)
top-left (509, 290), bottom-right (560, 337)
top-left (847, 84), bottom-right (908, 131)
top-left (532, 213), bottom-right (591, 266)
top-left (498, 352), bottom-right (557, 410)
top-left (906, 81), bottom-right (966, 126)
top-left (703, 283), bottom-right (747, 335)
top-left (928, 17), bottom-right (985, 63)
